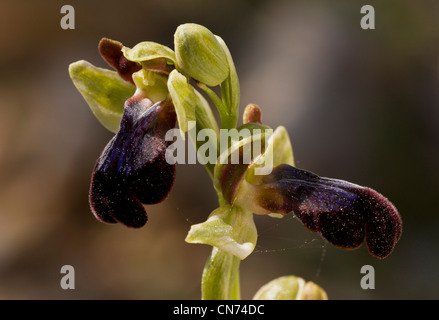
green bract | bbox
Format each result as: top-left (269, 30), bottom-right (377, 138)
top-left (69, 60), bottom-right (135, 133)
top-left (167, 69), bottom-right (219, 175)
top-left (174, 23), bottom-right (229, 87)
top-left (186, 205), bottom-right (257, 260)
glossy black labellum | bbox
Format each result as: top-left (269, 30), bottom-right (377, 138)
top-left (89, 96), bottom-right (177, 228)
top-left (254, 164), bottom-right (402, 258)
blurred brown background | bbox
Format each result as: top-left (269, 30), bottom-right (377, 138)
top-left (0, 0), bottom-right (438, 299)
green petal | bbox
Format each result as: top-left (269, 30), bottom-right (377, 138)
top-left (186, 205), bottom-right (257, 260)
top-left (253, 275), bottom-right (328, 300)
top-left (122, 41), bottom-right (175, 64)
top-left (69, 60), bottom-right (135, 133)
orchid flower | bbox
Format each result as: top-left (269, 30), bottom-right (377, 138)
top-left (69, 23), bottom-right (402, 300)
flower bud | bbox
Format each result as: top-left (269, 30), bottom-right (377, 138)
top-left (174, 23), bottom-right (229, 86)
top-left (121, 41), bottom-right (176, 64)
top-left (253, 275), bottom-right (328, 300)
top-left (243, 104), bottom-right (262, 124)
top-left (300, 281), bottom-right (328, 300)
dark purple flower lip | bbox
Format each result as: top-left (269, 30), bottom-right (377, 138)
top-left (89, 95), bottom-right (177, 228)
top-left (252, 164), bottom-right (402, 259)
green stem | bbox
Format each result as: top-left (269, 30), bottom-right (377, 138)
top-left (201, 181), bottom-right (242, 300)
top-left (201, 247), bottom-right (241, 300)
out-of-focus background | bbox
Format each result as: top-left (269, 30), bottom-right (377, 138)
top-left (0, 0), bottom-right (438, 300)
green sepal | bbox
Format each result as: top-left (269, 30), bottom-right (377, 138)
top-left (69, 60), bottom-right (135, 133)
top-left (168, 69), bottom-right (218, 135)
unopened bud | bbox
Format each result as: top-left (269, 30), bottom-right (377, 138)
top-left (243, 104), bottom-right (262, 124)
top-left (174, 23), bottom-right (229, 86)
top-left (253, 275), bottom-right (328, 300)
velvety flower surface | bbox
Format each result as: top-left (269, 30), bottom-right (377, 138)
top-left (89, 95), bottom-right (177, 228)
top-left (251, 164), bottom-right (402, 258)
